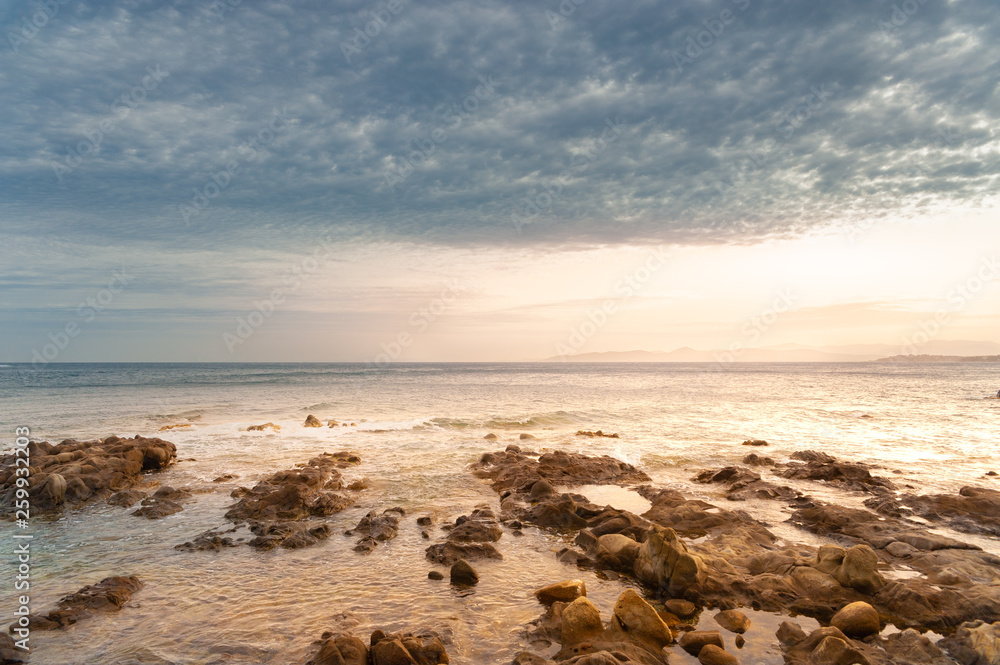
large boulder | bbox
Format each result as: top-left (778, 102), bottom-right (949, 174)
top-left (596, 534), bottom-right (640, 572)
top-left (561, 597), bottom-right (605, 646)
top-left (831, 602), bottom-right (881, 639)
top-left (608, 589), bottom-right (673, 649)
top-left (634, 526), bottom-right (705, 597)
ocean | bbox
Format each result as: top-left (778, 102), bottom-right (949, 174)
top-left (1, 362), bottom-right (998, 664)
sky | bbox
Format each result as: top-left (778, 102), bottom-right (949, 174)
top-left (0, 0), bottom-right (998, 362)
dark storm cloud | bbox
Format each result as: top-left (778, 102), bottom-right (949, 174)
top-left (0, 0), bottom-right (997, 248)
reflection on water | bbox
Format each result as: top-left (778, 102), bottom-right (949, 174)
top-left (1, 362), bottom-right (998, 663)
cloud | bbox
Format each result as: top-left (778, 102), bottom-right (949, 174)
top-left (0, 0), bottom-right (996, 252)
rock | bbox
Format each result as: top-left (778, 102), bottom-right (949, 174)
top-left (779, 454), bottom-right (894, 493)
top-left (511, 653), bottom-right (550, 665)
top-left (0, 435), bottom-right (176, 515)
top-left (520, 433), bottom-right (537, 440)
top-left (901, 486), bottom-right (1000, 537)
top-left (247, 422), bottom-right (280, 431)
top-left (224, 452), bottom-right (357, 522)
top-left (697, 644), bottom-right (739, 665)
top-left (304, 415), bottom-right (323, 427)
top-left (609, 589), bottom-right (673, 649)
top-left (530, 480), bottom-right (556, 500)
top-left (742, 439), bottom-right (768, 446)
top-left (450, 559), bottom-right (479, 586)
top-left (107, 489), bottom-right (147, 508)
top-left (939, 620), bottom-right (1000, 665)
top-left (447, 508), bottom-right (503, 543)
top-left (0, 633), bottom-right (27, 663)
top-left (425, 541), bottom-right (502, 565)
top-left (158, 423), bottom-right (191, 431)
top-left (790, 450), bottom-right (836, 463)
top-left (484, 433), bottom-right (498, 440)
top-left (367, 632), bottom-right (448, 665)
top-left (350, 509), bottom-right (401, 552)
top-left (561, 597), bottom-right (605, 646)
top-left (347, 479), bottom-right (368, 491)
top-left (428, 571), bottom-right (444, 580)
top-left (471, 448), bottom-right (650, 494)
top-left (535, 580), bottom-right (587, 605)
top-left (596, 534), bottom-right (640, 572)
top-left (830, 545), bottom-right (886, 594)
top-left (576, 430), bottom-right (620, 438)
top-left (742, 453), bottom-right (774, 466)
top-left (714, 609), bottom-right (750, 634)
top-left (14, 576), bottom-right (142, 631)
top-left (212, 474), bottom-right (239, 483)
top-left (777, 621), bottom-right (808, 647)
top-left (174, 527), bottom-right (240, 552)
top-left (131, 486), bottom-right (191, 519)
top-left (633, 526), bottom-right (705, 596)
top-left (830, 602), bottom-right (880, 639)
top-left (678, 631), bottom-right (724, 656)
top-left (307, 634), bottom-right (368, 665)
top-left (665, 599), bottom-right (698, 619)
top-left (417, 516), bottom-right (433, 526)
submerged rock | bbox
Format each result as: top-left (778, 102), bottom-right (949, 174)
top-left (450, 559), bottom-right (479, 586)
top-left (13, 576), bottom-right (142, 631)
top-left (247, 422), bottom-right (280, 432)
top-left (0, 435), bottom-right (176, 514)
top-left (131, 486), bottom-right (192, 519)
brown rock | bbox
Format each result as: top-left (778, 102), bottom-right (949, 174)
top-left (560, 597), bottom-right (605, 646)
top-left (247, 422), bottom-right (280, 432)
top-left (450, 559), bottom-right (479, 586)
top-left (830, 602), bottom-right (880, 639)
top-left (535, 580), bottom-right (587, 605)
top-left (665, 599), bottom-right (698, 619)
top-left (679, 631), bottom-right (724, 656)
top-left (304, 414), bottom-right (323, 427)
top-left (14, 576), bottom-right (142, 631)
top-left (610, 589), bottom-right (673, 649)
top-left (698, 644), bottom-right (739, 665)
top-left (714, 609), bottom-right (750, 634)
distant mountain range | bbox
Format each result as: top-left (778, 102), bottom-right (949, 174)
top-left (542, 340), bottom-right (1000, 362)
top-left (878, 354), bottom-right (1000, 362)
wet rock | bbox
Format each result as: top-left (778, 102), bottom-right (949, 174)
top-left (633, 526), bottom-right (705, 597)
top-left (450, 559), bottom-right (479, 586)
top-left (510, 653), bottom-right (550, 665)
top-left (694, 465), bottom-right (800, 501)
top-left (0, 435), bottom-right (176, 514)
top-left (369, 632), bottom-right (448, 665)
top-left (596, 534), bottom-right (640, 572)
top-left (939, 620), bottom-right (1000, 665)
top-left (224, 452), bottom-right (357, 522)
top-left (174, 527), bottom-right (240, 551)
top-left (697, 644), bottom-right (739, 665)
top-left (0, 633), bottom-right (27, 664)
top-left (520, 433), bottom-right (537, 440)
top-left (665, 599), bottom-right (698, 619)
top-left (447, 507), bottom-right (503, 543)
top-left (576, 430), bottom-right (620, 438)
top-left (108, 489), bottom-right (148, 508)
top-left (14, 576), bottom-right (142, 631)
top-left (713, 609), bottom-right (750, 634)
top-left (742, 439), bottom-right (768, 446)
top-left (428, 571), bottom-right (444, 580)
top-left (417, 516), bottom-right (433, 526)
top-left (212, 474), bottom-right (239, 483)
top-left (158, 423), bottom-right (191, 431)
top-left (561, 597), bottom-right (605, 645)
top-left (536, 580), bottom-right (587, 606)
top-left (425, 541), bottom-right (503, 565)
top-left (306, 634), bottom-right (367, 665)
top-left (741, 453), bottom-right (774, 466)
top-left (350, 509), bottom-right (401, 553)
top-left (347, 479), bottom-right (369, 491)
top-left (831, 601), bottom-right (880, 639)
top-left (608, 589), bottom-right (673, 649)
top-left (778, 453), bottom-right (895, 493)
top-left (900, 486), bottom-right (1000, 537)
top-left (304, 414), bottom-right (323, 427)
top-left (472, 448), bottom-right (650, 495)
top-left (778, 625), bottom-right (868, 665)
top-left (249, 521), bottom-right (333, 550)
top-left (678, 631), bottom-right (724, 656)
top-left (247, 422), bottom-right (280, 432)
top-left (530, 480), bottom-right (556, 500)
top-left (484, 433), bottom-right (498, 440)
top-left (131, 486), bottom-right (192, 519)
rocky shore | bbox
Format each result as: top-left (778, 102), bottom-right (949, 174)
top-left (4, 433), bottom-right (1000, 665)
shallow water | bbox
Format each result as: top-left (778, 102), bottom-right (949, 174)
top-left (1, 362), bottom-right (998, 663)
